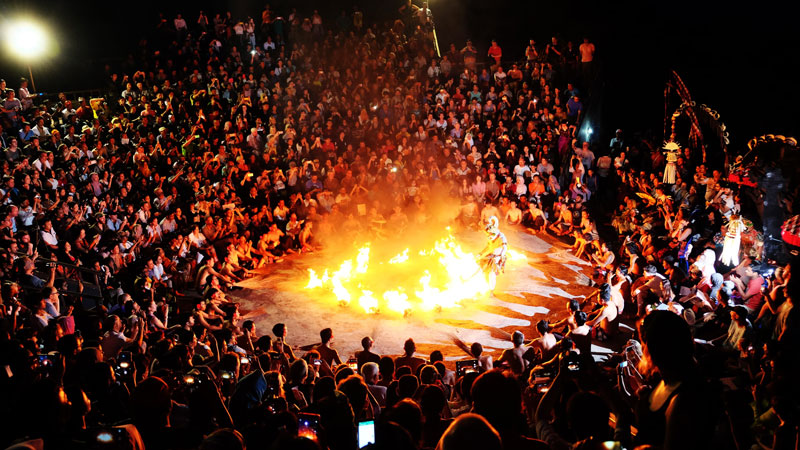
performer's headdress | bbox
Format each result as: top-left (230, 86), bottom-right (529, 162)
top-left (484, 216), bottom-right (500, 237)
top-left (663, 141), bottom-right (681, 152)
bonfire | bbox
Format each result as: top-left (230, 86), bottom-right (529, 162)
top-left (304, 228), bottom-right (526, 316)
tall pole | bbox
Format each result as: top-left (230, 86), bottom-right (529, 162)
top-left (425, 1), bottom-right (441, 57)
top-left (27, 64), bottom-right (36, 92)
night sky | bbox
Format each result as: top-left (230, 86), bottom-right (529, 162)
top-left (1, 0), bottom-right (795, 149)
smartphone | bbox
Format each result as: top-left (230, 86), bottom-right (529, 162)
top-left (602, 441), bottom-right (622, 450)
top-left (312, 359), bottom-right (321, 366)
top-left (219, 370), bottom-right (234, 381)
top-left (347, 358), bottom-right (358, 371)
top-left (297, 412), bottom-right (321, 442)
top-left (358, 420), bottom-right (376, 448)
top-left (240, 356), bottom-right (250, 365)
top-left (118, 351), bottom-right (132, 364)
top-left (37, 354), bottom-right (53, 367)
top-left (456, 359), bottom-right (479, 377)
top-left (94, 428), bottom-right (127, 444)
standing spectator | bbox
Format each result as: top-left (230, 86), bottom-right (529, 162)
top-left (525, 39), bottom-right (539, 63)
top-left (566, 94), bottom-right (584, 124)
top-left (579, 38), bottom-right (596, 83)
top-left (18, 78), bottom-right (34, 109)
top-left (461, 40), bottom-right (478, 72)
top-left (174, 13), bottom-right (188, 39)
top-left (487, 40), bottom-right (502, 66)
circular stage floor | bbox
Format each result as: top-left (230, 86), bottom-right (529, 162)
top-left (231, 230), bottom-right (597, 365)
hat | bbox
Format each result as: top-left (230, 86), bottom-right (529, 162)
top-left (710, 273), bottom-right (723, 288)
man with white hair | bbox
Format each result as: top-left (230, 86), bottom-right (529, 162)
top-left (361, 362), bottom-right (386, 407)
top-left (246, 127), bottom-right (264, 152)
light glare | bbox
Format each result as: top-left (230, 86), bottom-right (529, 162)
top-left (5, 20), bottom-right (48, 59)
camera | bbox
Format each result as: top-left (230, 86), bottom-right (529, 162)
top-left (218, 370), bottom-right (236, 394)
top-left (115, 351), bottom-right (133, 378)
top-left (33, 352), bottom-right (59, 377)
top-left (37, 354), bottom-right (53, 368)
top-left (561, 350), bottom-right (581, 373)
top-left (456, 359), bottom-right (479, 377)
top-left (90, 427), bottom-right (128, 445)
top-left (298, 412), bottom-right (321, 442)
top-left (180, 371), bottom-right (208, 393)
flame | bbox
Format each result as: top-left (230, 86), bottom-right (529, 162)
top-left (415, 271), bottom-right (449, 311)
top-left (508, 249), bottom-right (527, 261)
top-left (384, 290), bottom-right (411, 314)
top-left (305, 269), bottom-right (329, 289)
top-left (389, 249), bottom-right (409, 264)
top-left (304, 229), bottom-right (520, 315)
top-left (355, 245), bottom-right (370, 274)
top-left (358, 290), bottom-right (379, 313)
top-left (331, 260), bottom-right (353, 305)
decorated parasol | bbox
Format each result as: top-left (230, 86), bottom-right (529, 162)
top-left (781, 215), bottom-right (800, 248)
top-left (635, 192), bottom-right (656, 205)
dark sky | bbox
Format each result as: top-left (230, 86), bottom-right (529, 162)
top-left (1, 0), bottom-right (795, 149)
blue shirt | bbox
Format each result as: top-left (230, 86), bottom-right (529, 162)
top-left (305, 179), bottom-right (323, 191)
top-left (567, 98), bottom-right (583, 117)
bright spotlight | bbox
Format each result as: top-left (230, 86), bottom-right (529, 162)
top-left (4, 18), bottom-right (52, 92)
top-left (5, 20), bottom-right (48, 59)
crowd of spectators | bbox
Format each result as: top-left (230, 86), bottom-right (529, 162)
top-left (0, 3), bottom-right (798, 450)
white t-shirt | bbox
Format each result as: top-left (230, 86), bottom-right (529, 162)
top-left (187, 231), bottom-right (207, 248)
top-left (41, 228), bottom-right (58, 247)
top-left (579, 43), bottom-right (595, 62)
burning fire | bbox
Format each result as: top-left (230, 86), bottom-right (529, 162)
top-left (304, 229), bottom-right (526, 315)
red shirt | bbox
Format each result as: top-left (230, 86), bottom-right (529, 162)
top-left (744, 276), bottom-right (765, 311)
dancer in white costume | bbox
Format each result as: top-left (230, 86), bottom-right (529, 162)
top-left (694, 248), bottom-right (718, 279)
top-left (662, 141), bottom-right (680, 184)
top-left (720, 214), bottom-right (745, 266)
top-left (479, 216), bottom-right (508, 292)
